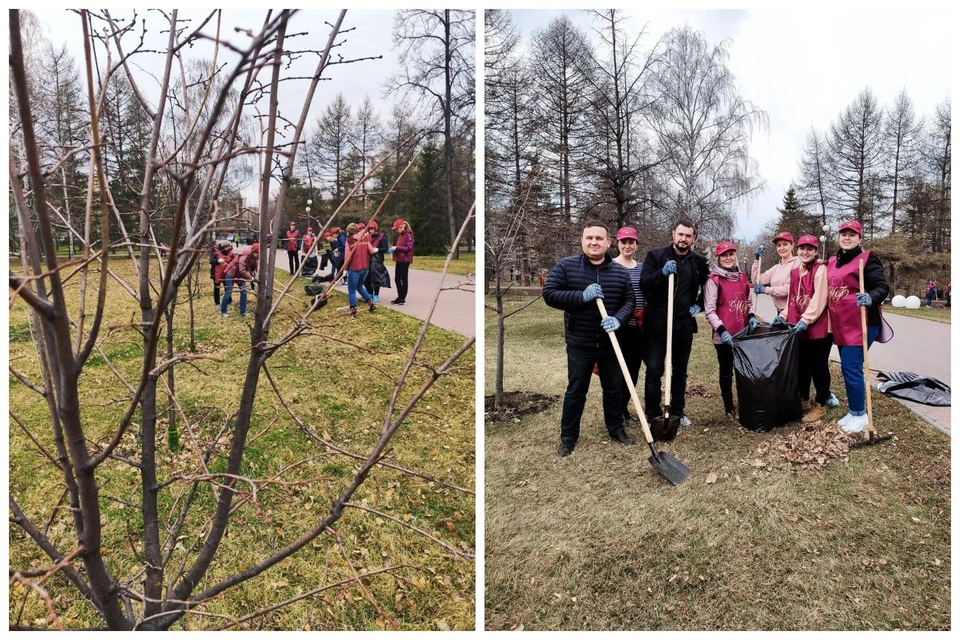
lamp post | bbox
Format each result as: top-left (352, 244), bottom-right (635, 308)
top-left (306, 199), bottom-right (313, 230)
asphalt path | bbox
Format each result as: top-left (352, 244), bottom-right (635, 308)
top-left (274, 248), bottom-right (475, 337)
top-left (753, 293), bottom-right (950, 435)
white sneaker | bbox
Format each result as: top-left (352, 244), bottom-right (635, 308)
top-left (837, 412), bottom-right (854, 427)
top-left (841, 413), bottom-right (868, 434)
top-left (680, 416), bottom-right (691, 428)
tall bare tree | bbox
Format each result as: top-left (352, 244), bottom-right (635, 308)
top-left (884, 88), bottom-right (923, 234)
top-left (796, 126), bottom-right (833, 228)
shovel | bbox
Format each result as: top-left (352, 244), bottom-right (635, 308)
top-left (650, 272), bottom-right (681, 442)
top-left (850, 258), bottom-right (892, 449)
top-left (597, 299), bottom-right (691, 485)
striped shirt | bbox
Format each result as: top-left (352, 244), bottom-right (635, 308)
top-left (619, 262), bottom-right (645, 326)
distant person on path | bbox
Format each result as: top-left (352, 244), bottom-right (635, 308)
top-left (221, 242), bottom-right (260, 318)
top-left (285, 220), bottom-right (301, 274)
top-left (752, 231), bottom-right (800, 315)
top-left (302, 227), bottom-right (317, 259)
top-left (391, 219), bottom-right (414, 305)
top-left (827, 220), bottom-right (891, 434)
top-left (639, 218), bottom-right (708, 428)
top-left (364, 220), bottom-right (391, 303)
top-left (210, 239), bottom-right (234, 308)
top-left (543, 220), bottom-right (636, 457)
top-left (926, 280), bottom-right (938, 308)
top-left (704, 241), bottom-right (757, 422)
top-left (344, 223), bottom-right (378, 317)
top-left (775, 235), bottom-right (831, 423)
top-left (612, 226), bottom-right (646, 423)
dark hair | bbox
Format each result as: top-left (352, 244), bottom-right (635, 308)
top-left (673, 218), bottom-right (697, 234)
top-left (582, 220), bottom-right (608, 236)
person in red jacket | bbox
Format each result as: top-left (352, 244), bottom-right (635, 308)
top-left (391, 219), bottom-right (414, 305)
top-left (774, 234), bottom-right (831, 423)
top-left (344, 223), bottom-right (378, 317)
top-left (704, 241), bottom-right (757, 421)
top-left (302, 227), bottom-right (317, 258)
top-left (210, 239), bottom-right (234, 307)
top-left (221, 242), bottom-right (260, 318)
top-left (285, 220), bottom-right (301, 275)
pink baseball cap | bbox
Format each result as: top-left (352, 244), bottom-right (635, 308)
top-left (714, 241), bottom-right (737, 256)
top-left (772, 231), bottom-right (794, 244)
top-left (838, 220), bottom-right (862, 236)
top-left (797, 234), bottom-right (819, 248)
top-left (616, 227), bottom-right (638, 241)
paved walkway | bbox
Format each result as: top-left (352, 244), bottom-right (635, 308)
top-left (274, 249), bottom-right (475, 337)
top-left (754, 295), bottom-right (950, 435)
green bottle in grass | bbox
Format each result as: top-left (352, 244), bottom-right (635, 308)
top-left (167, 425), bottom-right (180, 452)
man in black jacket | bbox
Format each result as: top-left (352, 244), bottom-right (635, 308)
top-left (639, 219), bottom-right (709, 426)
top-left (543, 221), bottom-right (636, 457)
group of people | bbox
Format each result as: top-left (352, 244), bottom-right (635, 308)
top-left (209, 218), bottom-right (415, 319)
top-left (543, 217), bottom-right (891, 458)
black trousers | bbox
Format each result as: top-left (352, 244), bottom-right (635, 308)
top-left (395, 262), bottom-right (410, 300)
top-left (213, 281), bottom-right (221, 305)
top-left (714, 343), bottom-right (734, 402)
top-left (798, 335), bottom-right (833, 405)
top-left (617, 324), bottom-right (645, 415)
top-left (643, 328), bottom-right (694, 420)
top-left (287, 249), bottom-right (300, 274)
top-left (560, 344), bottom-right (624, 442)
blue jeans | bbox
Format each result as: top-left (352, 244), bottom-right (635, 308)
top-left (838, 324), bottom-right (880, 414)
top-left (220, 274), bottom-right (248, 316)
top-left (347, 269), bottom-right (371, 307)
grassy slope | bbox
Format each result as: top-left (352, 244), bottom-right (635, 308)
top-left (411, 252), bottom-right (475, 277)
top-left (484, 297), bottom-right (949, 631)
top-left (881, 304), bottom-right (951, 324)
top-left (9, 261), bottom-right (475, 630)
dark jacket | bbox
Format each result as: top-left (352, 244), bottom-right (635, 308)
top-left (835, 246), bottom-right (889, 326)
top-left (639, 245), bottom-right (709, 335)
top-left (542, 253), bottom-right (635, 349)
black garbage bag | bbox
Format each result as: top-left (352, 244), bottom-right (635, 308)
top-left (370, 257), bottom-right (391, 289)
top-left (877, 371), bottom-right (951, 406)
top-left (302, 255), bottom-right (318, 277)
top-left (732, 323), bottom-right (803, 432)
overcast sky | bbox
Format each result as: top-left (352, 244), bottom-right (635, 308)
top-left (28, 9), bottom-right (411, 201)
top-left (508, 8), bottom-right (951, 242)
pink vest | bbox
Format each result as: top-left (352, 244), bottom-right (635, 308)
top-left (709, 273), bottom-right (750, 334)
top-left (787, 262), bottom-right (829, 340)
top-left (827, 251), bottom-right (870, 346)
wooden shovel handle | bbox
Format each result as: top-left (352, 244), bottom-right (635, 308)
top-left (597, 298), bottom-right (654, 445)
top-left (859, 258), bottom-right (875, 439)
top-left (665, 272), bottom-right (674, 410)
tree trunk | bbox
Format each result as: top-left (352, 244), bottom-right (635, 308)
top-left (444, 10), bottom-right (459, 259)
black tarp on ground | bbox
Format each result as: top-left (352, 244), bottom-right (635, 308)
top-left (732, 323), bottom-right (803, 432)
top-left (877, 371), bottom-right (951, 406)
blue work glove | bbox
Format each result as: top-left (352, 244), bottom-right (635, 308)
top-left (582, 283), bottom-right (603, 302)
top-left (388, 247), bottom-right (395, 255)
top-left (719, 331), bottom-right (733, 346)
top-left (754, 246), bottom-right (765, 259)
top-left (771, 315), bottom-right (786, 326)
top-left (601, 316), bottom-right (620, 332)
top-left (748, 317), bottom-right (759, 330)
top-left (689, 304), bottom-right (701, 317)
top-left (661, 260), bottom-right (677, 276)
top-left (754, 282), bottom-right (766, 294)
top-left (793, 320), bottom-right (808, 333)
top-left (856, 293), bottom-right (872, 307)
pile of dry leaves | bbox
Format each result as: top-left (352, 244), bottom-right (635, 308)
top-left (748, 422), bottom-right (856, 471)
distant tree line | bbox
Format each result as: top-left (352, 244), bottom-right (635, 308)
top-left (485, 9), bottom-right (767, 275)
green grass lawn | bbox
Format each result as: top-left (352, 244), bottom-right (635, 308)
top-left (9, 262), bottom-right (475, 630)
top-left (412, 252), bottom-right (475, 277)
top-left (484, 297), bottom-right (949, 631)
top-left (881, 304), bottom-right (951, 324)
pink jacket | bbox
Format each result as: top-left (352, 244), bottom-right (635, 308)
top-left (752, 255), bottom-right (800, 312)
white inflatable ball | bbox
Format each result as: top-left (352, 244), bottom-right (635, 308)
top-left (905, 296), bottom-right (921, 309)
top-left (891, 295), bottom-right (906, 308)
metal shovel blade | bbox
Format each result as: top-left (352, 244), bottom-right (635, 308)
top-left (849, 431), bottom-right (893, 449)
top-left (650, 414), bottom-right (681, 443)
top-left (648, 448), bottom-right (692, 485)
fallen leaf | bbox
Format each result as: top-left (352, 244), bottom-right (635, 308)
top-left (705, 472), bottom-right (718, 484)
top-left (911, 517), bottom-right (921, 523)
top-left (436, 620), bottom-right (450, 631)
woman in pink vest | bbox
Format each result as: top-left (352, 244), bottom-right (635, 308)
top-left (773, 235), bottom-right (831, 423)
top-left (705, 241), bottom-right (758, 421)
top-left (826, 220), bottom-right (890, 434)
top-left (752, 231), bottom-right (800, 314)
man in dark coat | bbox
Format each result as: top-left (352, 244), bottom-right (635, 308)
top-left (639, 218), bottom-right (709, 427)
top-left (543, 221), bottom-right (636, 457)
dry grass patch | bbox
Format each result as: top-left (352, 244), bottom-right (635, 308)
top-left (882, 304), bottom-right (951, 324)
top-left (485, 297), bottom-right (949, 631)
top-left (9, 260), bottom-right (475, 630)
top-left (411, 252), bottom-right (475, 277)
